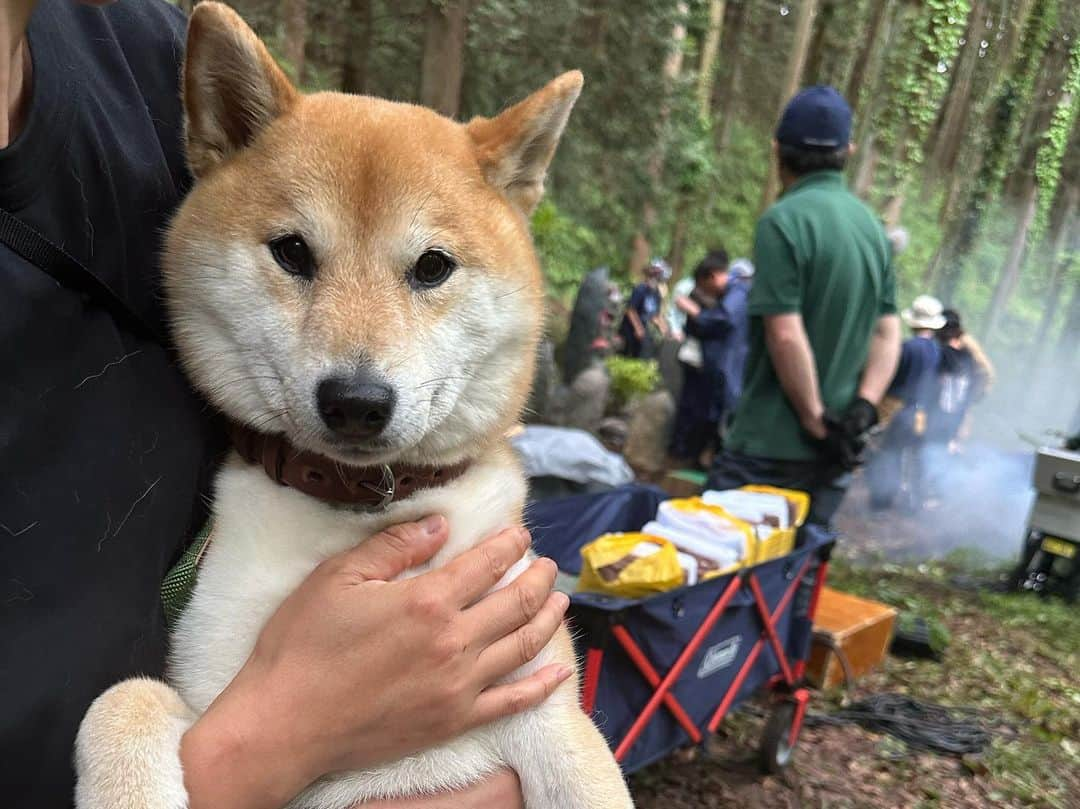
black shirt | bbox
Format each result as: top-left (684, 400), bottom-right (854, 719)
top-left (0, 2), bottom-right (220, 804)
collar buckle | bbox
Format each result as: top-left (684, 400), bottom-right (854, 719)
top-left (357, 464), bottom-right (396, 510)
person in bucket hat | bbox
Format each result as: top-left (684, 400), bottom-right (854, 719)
top-left (867, 294), bottom-right (947, 511)
top-left (902, 294), bottom-right (948, 331)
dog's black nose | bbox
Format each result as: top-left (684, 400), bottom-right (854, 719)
top-left (316, 374), bottom-right (396, 439)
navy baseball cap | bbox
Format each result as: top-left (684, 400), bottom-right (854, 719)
top-left (775, 86), bottom-right (852, 150)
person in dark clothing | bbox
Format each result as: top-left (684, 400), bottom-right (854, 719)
top-left (619, 257), bottom-right (669, 358)
top-left (866, 295), bottom-right (946, 510)
top-left (928, 309), bottom-right (983, 446)
top-left (669, 250), bottom-right (730, 465)
top-left (922, 309), bottom-right (988, 501)
top-left (1, 3), bottom-right (565, 807)
top-left (706, 86), bottom-right (900, 526)
top-left (710, 262), bottom-right (752, 424)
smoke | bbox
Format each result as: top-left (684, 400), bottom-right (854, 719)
top-left (837, 339), bottom-right (1077, 563)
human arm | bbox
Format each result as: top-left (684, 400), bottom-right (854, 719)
top-left (625, 306), bottom-right (646, 340)
top-left (686, 304), bottom-right (735, 340)
top-left (763, 312), bottom-right (826, 440)
top-left (961, 333), bottom-right (995, 400)
top-left (652, 312), bottom-right (669, 337)
top-left (675, 295), bottom-right (701, 317)
top-left (856, 314), bottom-right (902, 405)
top-left (181, 517), bottom-right (568, 809)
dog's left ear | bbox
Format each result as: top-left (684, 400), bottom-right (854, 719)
top-left (467, 71), bottom-right (583, 216)
top-left (183, 2), bottom-right (298, 177)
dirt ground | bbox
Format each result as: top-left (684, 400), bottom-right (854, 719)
top-left (627, 476), bottom-right (1079, 809)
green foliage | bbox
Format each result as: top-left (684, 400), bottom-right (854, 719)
top-left (531, 199), bottom-right (604, 299)
top-left (1033, 40), bottom-right (1080, 243)
top-left (984, 0), bottom-right (1062, 196)
top-left (220, 0), bottom-right (1080, 353)
top-left (604, 356), bottom-right (660, 408)
top-left (876, 0), bottom-right (971, 191)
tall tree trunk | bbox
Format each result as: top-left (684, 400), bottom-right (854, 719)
top-left (1032, 186), bottom-right (1079, 350)
top-left (716, 0), bottom-right (752, 147)
top-left (696, 0), bottom-right (726, 117)
top-left (629, 2), bottom-right (688, 274)
top-left (1055, 279), bottom-right (1080, 367)
top-left (667, 195), bottom-right (692, 283)
top-left (803, 0), bottom-right (835, 85)
top-left (419, 0), bottom-right (469, 117)
top-left (341, 0), bottom-right (373, 94)
top-left (761, 0), bottom-right (820, 211)
top-left (282, 0), bottom-right (308, 83)
top-left (845, 0), bottom-right (893, 113)
top-left (936, 0), bottom-right (1057, 290)
top-left (928, 0), bottom-right (987, 178)
top-left (853, 132), bottom-right (879, 197)
top-left (983, 177), bottom-right (1039, 335)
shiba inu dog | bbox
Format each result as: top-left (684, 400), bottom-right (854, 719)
top-left (73, 3), bottom-right (632, 808)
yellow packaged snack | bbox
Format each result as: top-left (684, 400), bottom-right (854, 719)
top-left (737, 485), bottom-right (810, 564)
top-left (578, 533), bottom-right (685, 598)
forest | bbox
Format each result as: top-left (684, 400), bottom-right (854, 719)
top-left (176, 0), bottom-right (1079, 388)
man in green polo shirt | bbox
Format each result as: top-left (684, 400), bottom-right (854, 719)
top-left (707, 86), bottom-right (901, 526)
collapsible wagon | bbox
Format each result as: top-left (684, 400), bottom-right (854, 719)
top-left (526, 484), bottom-right (834, 774)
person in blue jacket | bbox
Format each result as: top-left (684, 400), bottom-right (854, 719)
top-left (618, 257), bottom-right (669, 358)
top-left (669, 252), bottom-right (752, 466)
top-left (867, 294), bottom-right (946, 510)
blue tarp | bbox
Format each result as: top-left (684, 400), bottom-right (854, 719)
top-left (525, 484), bottom-right (833, 773)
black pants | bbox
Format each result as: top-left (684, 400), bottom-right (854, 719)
top-left (706, 450), bottom-right (851, 527)
top-left (865, 416), bottom-right (925, 510)
top-left (669, 363), bottom-right (717, 462)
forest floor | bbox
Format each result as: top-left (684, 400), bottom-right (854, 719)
top-left (628, 481), bottom-right (1080, 809)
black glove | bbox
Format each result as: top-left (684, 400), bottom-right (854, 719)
top-left (842, 396), bottom-right (879, 437)
top-left (822, 397), bottom-right (879, 471)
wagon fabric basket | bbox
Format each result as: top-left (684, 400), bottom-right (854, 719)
top-left (526, 484), bottom-right (835, 774)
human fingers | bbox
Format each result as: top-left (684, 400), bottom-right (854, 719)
top-left (461, 557), bottom-right (558, 649)
top-left (426, 526), bottom-right (530, 608)
top-left (336, 515), bottom-right (449, 583)
top-left (468, 664), bottom-right (572, 728)
top-left (474, 590), bottom-right (569, 685)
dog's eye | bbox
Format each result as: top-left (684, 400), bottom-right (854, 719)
top-left (269, 235), bottom-right (315, 279)
top-left (410, 250), bottom-right (456, 289)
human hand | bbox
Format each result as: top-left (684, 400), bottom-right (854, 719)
top-left (359, 768), bottom-right (523, 808)
top-left (181, 517), bottom-right (569, 809)
top-left (675, 297), bottom-right (700, 318)
top-left (821, 397), bottom-right (878, 470)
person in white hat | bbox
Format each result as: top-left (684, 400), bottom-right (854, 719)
top-left (867, 294), bottom-right (947, 510)
top-left (901, 294), bottom-right (947, 331)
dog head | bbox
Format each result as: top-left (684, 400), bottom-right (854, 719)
top-left (164, 2), bottom-right (581, 467)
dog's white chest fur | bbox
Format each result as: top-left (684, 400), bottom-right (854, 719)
top-left (170, 452), bottom-right (552, 806)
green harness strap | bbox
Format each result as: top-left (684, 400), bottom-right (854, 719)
top-left (161, 521), bottom-right (214, 629)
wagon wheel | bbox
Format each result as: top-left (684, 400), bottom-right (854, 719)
top-left (759, 700), bottom-right (797, 774)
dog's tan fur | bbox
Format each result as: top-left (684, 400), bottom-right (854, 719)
top-left (74, 4), bottom-right (632, 808)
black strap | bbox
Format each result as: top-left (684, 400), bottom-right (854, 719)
top-left (0, 206), bottom-right (162, 342)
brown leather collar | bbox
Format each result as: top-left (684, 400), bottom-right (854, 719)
top-left (228, 423), bottom-right (470, 508)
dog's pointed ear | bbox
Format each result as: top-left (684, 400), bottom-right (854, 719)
top-left (183, 2), bottom-right (298, 177)
top-left (466, 71), bottom-right (583, 216)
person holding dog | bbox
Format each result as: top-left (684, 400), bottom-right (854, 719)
top-left (0, 2), bottom-right (564, 807)
top-left (706, 86), bottom-right (902, 526)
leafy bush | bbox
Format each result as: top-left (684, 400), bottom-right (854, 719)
top-left (531, 198), bottom-right (605, 301)
top-left (604, 355), bottom-right (660, 409)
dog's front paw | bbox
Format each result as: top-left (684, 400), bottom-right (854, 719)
top-left (75, 677), bottom-right (196, 809)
